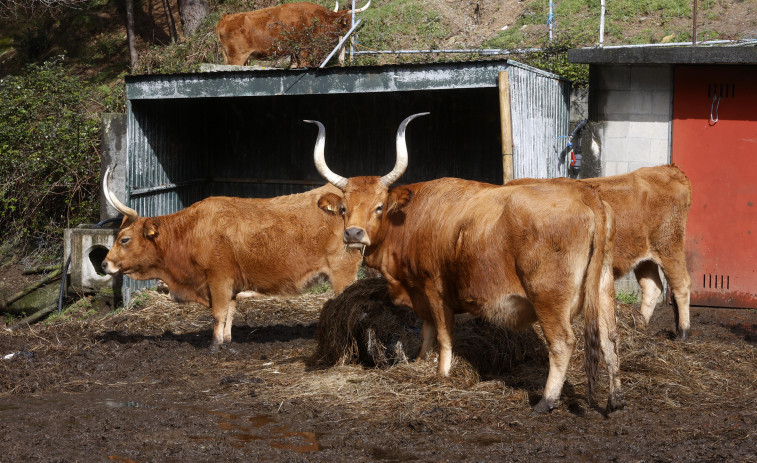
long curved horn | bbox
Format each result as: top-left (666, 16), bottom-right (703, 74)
top-left (103, 166), bottom-right (139, 222)
top-left (349, 0), bottom-right (371, 13)
top-left (305, 120), bottom-right (348, 190)
top-left (333, 1), bottom-right (338, 12)
top-left (381, 112), bottom-right (430, 187)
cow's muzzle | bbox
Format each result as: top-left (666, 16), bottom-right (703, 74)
top-left (101, 260), bottom-right (120, 275)
top-left (344, 227), bottom-right (369, 248)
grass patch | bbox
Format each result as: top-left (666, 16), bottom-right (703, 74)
top-left (355, 0), bottom-right (449, 52)
top-left (616, 289), bottom-right (639, 304)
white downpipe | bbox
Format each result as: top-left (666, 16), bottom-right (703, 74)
top-left (599, 0), bottom-right (605, 47)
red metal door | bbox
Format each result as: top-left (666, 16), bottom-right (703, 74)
top-left (672, 65), bottom-right (757, 308)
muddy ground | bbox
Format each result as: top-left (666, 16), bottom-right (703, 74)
top-left (1, 281), bottom-right (755, 462)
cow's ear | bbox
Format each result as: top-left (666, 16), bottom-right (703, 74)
top-left (388, 186), bottom-right (413, 213)
top-left (143, 217), bottom-right (160, 239)
top-left (318, 193), bottom-right (342, 215)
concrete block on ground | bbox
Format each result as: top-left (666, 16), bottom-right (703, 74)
top-left (64, 225), bottom-right (121, 296)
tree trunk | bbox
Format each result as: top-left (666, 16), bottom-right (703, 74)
top-left (126, 0), bottom-right (139, 70)
top-left (162, 0), bottom-right (179, 43)
top-left (177, 0), bottom-right (210, 36)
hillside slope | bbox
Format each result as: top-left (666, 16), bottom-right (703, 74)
top-left (2, 0), bottom-right (754, 81)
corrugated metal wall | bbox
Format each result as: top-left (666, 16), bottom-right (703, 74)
top-left (122, 60), bottom-right (570, 301)
top-left (508, 62), bottom-right (571, 179)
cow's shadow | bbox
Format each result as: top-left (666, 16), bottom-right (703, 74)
top-left (96, 322), bottom-right (317, 349)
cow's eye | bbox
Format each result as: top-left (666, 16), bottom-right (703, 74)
top-left (120, 237), bottom-right (130, 245)
top-left (375, 204), bottom-right (383, 215)
top-left (339, 205), bottom-right (346, 216)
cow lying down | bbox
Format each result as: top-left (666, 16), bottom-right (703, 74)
top-left (101, 168), bottom-right (362, 350)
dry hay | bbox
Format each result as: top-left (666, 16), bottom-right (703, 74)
top-left (312, 278), bottom-right (755, 414)
top-left (314, 277), bottom-right (548, 383)
top-left (3, 283), bottom-right (753, 421)
top-left (612, 303), bottom-right (756, 411)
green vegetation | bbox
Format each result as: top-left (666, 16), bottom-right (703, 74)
top-left (0, 0), bottom-right (741, 258)
top-left (353, 0), bottom-right (449, 63)
top-left (129, 291), bottom-right (153, 310)
top-left (616, 290), bottom-right (640, 305)
top-left (0, 57), bottom-right (102, 254)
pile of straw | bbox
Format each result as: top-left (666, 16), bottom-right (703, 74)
top-left (314, 278), bottom-right (548, 380)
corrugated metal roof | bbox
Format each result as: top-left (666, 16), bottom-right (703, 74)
top-left (121, 59), bottom-right (571, 302)
top-left (126, 59), bottom-right (569, 99)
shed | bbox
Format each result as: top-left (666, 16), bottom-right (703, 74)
top-left (568, 46), bottom-right (757, 309)
top-left (115, 59), bottom-right (571, 301)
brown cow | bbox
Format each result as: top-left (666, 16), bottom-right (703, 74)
top-left (307, 114), bottom-right (624, 413)
top-left (510, 166), bottom-right (692, 339)
top-left (216, 1), bottom-right (370, 67)
top-left (101, 168), bottom-right (362, 350)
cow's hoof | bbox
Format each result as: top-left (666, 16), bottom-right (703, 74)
top-left (606, 392), bottom-right (626, 413)
top-left (209, 343), bottom-right (221, 354)
top-left (676, 329), bottom-right (688, 341)
top-left (532, 397), bottom-right (558, 414)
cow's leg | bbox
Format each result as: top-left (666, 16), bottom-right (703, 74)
top-left (327, 253), bottom-right (361, 294)
top-left (659, 252), bottom-right (692, 340)
top-left (427, 295), bottom-right (455, 376)
top-left (227, 47), bottom-right (251, 66)
top-left (208, 281), bottom-right (234, 351)
top-left (634, 260), bottom-right (663, 324)
top-left (533, 303), bottom-right (575, 413)
top-left (224, 297), bottom-right (236, 344)
top-left (600, 265), bottom-right (625, 412)
top-left (337, 38), bottom-right (346, 65)
top-left (417, 319), bottom-right (437, 361)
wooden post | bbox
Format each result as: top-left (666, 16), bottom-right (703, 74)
top-left (498, 71), bottom-right (514, 183)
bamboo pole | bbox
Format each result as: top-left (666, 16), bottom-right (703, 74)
top-left (22, 264), bottom-right (62, 275)
top-left (498, 71), bottom-right (514, 183)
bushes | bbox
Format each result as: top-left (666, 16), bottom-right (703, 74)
top-left (0, 56), bottom-right (101, 253)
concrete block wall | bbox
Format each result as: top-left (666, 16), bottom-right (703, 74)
top-left (587, 64), bottom-right (674, 302)
top-left (592, 64), bottom-right (673, 177)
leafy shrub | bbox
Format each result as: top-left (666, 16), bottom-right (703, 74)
top-left (516, 36), bottom-right (590, 88)
top-left (272, 17), bottom-right (346, 68)
top-left (0, 56), bottom-right (101, 253)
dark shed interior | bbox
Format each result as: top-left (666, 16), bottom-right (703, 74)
top-left (129, 87), bottom-right (502, 208)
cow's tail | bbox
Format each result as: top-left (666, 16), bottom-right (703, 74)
top-left (581, 186), bottom-right (614, 406)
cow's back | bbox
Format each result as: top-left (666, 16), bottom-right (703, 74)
top-left (378, 178), bottom-right (599, 327)
top-left (583, 165), bottom-right (691, 277)
top-left (184, 184), bottom-right (354, 294)
top-left (509, 165), bottom-right (691, 278)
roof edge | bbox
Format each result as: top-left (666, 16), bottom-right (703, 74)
top-left (568, 45), bottom-right (757, 65)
